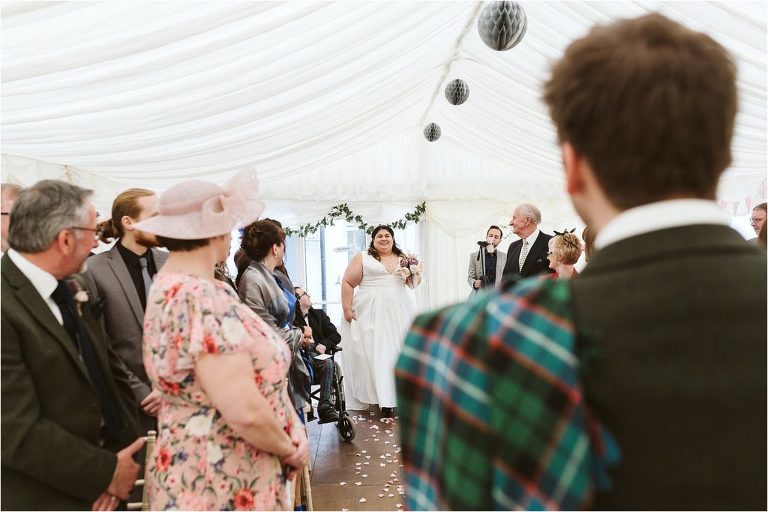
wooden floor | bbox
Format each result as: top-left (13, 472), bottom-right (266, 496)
top-left (306, 406), bottom-right (406, 511)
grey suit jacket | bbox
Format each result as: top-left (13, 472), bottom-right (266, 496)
top-left (1, 255), bottom-right (139, 509)
top-left (85, 244), bottom-right (168, 401)
top-left (572, 225), bottom-right (766, 509)
top-left (467, 249), bottom-right (506, 297)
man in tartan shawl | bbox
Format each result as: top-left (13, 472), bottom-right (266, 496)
top-left (396, 13), bottom-right (766, 511)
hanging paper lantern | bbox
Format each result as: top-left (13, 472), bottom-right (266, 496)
top-left (445, 79), bottom-right (470, 105)
top-left (423, 123), bottom-right (441, 142)
top-left (478, 1), bottom-right (527, 51)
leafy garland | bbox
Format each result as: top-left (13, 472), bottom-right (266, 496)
top-left (284, 202), bottom-right (427, 238)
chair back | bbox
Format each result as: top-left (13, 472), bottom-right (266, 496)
top-left (127, 430), bottom-right (157, 511)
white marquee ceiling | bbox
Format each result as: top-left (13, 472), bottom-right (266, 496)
top-left (1, 1), bottom-right (766, 220)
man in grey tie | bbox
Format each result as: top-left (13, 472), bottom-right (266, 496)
top-left (85, 188), bottom-right (168, 431)
top-left (501, 203), bottom-right (555, 282)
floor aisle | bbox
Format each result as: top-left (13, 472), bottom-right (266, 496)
top-left (307, 406), bottom-right (406, 511)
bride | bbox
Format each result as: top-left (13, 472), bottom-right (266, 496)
top-left (339, 225), bottom-right (421, 418)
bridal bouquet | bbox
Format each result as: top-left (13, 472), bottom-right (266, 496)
top-left (394, 253), bottom-right (423, 288)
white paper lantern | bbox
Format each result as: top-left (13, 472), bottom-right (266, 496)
top-left (445, 79), bottom-right (470, 105)
top-left (424, 123), bottom-right (441, 142)
top-left (478, 1), bottom-right (527, 51)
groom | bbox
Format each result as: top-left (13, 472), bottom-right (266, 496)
top-left (396, 13), bottom-right (766, 511)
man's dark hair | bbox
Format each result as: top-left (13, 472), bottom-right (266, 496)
top-left (543, 14), bottom-right (737, 209)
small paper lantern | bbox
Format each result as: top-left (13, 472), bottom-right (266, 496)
top-left (423, 123), bottom-right (441, 142)
top-left (445, 79), bottom-right (469, 105)
top-left (478, 1), bottom-right (527, 51)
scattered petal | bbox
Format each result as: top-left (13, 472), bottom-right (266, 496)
top-left (364, 461), bottom-right (370, 465)
top-left (396, 504), bottom-right (403, 509)
top-left (361, 450), bottom-right (367, 454)
top-left (380, 463), bottom-right (386, 467)
top-left (387, 480), bottom-right (393, 484)
top-left (355, 482), bottom-right (362, 486)
top-left (359, 498), bottom-right (367, 503)
top-left (365, 455), bottom-right (371, 459)
top-left (378, 494), bottom-right (385, 498)
top-left (339, 481), bottom-right (347, 486)
top-left (362, 474), bottom-right (368, 478)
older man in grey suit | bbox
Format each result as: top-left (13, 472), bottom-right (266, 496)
top-left (85, 188), bottom-right (168, 430)
top-left (467, 225), bottom-right (506, 298)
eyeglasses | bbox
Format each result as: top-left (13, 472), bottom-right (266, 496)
top-left (68, 226), bottom-right (104, 239)
top-left (298, 292), bottom-right (309, 300)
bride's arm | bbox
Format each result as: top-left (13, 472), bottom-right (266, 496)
top-left (341, 252), bottom-right (363, 322)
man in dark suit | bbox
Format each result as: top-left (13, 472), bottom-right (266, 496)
top-left (396, 14), bottom-right (765, 511)
top-left (2, 180), bottom-right (144, 510)
top-left (293, 287), bottom-right (341, 423)
top-left (500, 203), bottom-right (554, 282)
top-left (85, 188), bottom-right (168, 432)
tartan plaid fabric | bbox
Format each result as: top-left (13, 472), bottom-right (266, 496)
top-left (395, 278), bottom-right (619, 510)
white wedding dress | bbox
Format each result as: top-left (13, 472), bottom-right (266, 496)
top-left (339, 252), bottom-right (417, 409)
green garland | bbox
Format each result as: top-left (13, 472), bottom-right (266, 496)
top-left (284, 202), bottom-right (426, 238)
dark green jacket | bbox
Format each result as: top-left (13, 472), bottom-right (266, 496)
top-left (1, 255), bottom-right (139, 510)
top-left (572, 225), bottom-right (766, 510)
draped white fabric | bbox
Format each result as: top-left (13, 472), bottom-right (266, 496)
top-left (1, 1), bottom-right (766, 308)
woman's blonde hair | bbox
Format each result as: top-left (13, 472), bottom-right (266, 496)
top-left (552, 233), bottom-right (582, 265)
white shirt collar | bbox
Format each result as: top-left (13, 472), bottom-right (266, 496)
top-left (522, 228), bottom-right (540, 245)
top-left (7, 248), bottom-right (59, 301)
top-left (595, 199), bottom-right (729, 250)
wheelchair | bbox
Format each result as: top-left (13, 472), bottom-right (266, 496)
top-left (307, 346), bottom-right (356, 442)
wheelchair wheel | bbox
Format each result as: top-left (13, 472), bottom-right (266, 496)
top-left (336, 413), bottom-right (356, 442)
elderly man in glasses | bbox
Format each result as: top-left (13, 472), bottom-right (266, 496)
top-left (2, 179), bottom-right (144, 510)
top-left (293, 286), bottom-right (341, 423)
top-left (748, 202), bottom-right (766, 244)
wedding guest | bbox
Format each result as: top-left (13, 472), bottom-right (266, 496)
top-left (467, 225), bottom-right (506, 297)
top-left (293, 286), bottom-right (341, 423)
top-left (397, 14), bottom-right (765, 510)
top-left (136, 172), bottom-right (308, 510)
top-left (748, 202), bottom-right (766, 243)
top-left (1, 182), bottom-right (22, 255)
top-left (500, 203), bottom-right (555, 282)
top-left (86, 188), bottom-right (166, 434)
top-left (2, 180), bottom-right (143, 510)
top-left (340, 225), bottom-right (420, 418)
top-left (238, 220), bottom-right (311, 415)
top-left (545, 232), bottom-right (581, 279)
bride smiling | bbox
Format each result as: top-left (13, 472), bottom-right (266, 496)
top-left (339, 225), bottom-right (421, 418)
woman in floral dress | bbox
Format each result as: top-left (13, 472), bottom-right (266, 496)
top-left (135, 172), bottom-right (309, 510)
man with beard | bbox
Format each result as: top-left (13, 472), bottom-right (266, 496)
top-left (467, 225), bottom-right (506, 297)
top-left (86, 188), bottom-right (167, 431)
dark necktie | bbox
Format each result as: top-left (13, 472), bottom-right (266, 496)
top-left (51, 280), bottom-right (122, 440)
top-left (138, 255), bottom-right (153, 300)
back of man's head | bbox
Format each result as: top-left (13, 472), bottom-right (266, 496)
top-left (8, 180), bottom-right (92, 254)
top-left (100, 187), bottom-right (155, 242)
top-left (543, 13), bottom-right (737, 209)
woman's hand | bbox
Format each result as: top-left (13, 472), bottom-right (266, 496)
top-left (281, 430), bottom-right (310, 472)
top-left (343, 307), bottom-right (356, 322)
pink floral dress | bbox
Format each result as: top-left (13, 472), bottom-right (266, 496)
top-left (143, 273), bottom-right (296, 510)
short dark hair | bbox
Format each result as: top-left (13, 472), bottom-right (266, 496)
top-left (486, 225), bottom-right (502, 237)
top-left (155, 236), bottom-right (209, 251)
top-left (241, 220), bottom-right (285, 261)
top-left (543, 14), bottom-right (737, 209)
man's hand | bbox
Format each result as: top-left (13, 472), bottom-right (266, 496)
top-left (473, 279), bottom-right (483, 289)
top-left (106, 437), bottom-right (145, 500)
top-left (91, 492), bottom-right (120, 511)
top-left (316, 344), bottom-right (327, 354)
top-left (141, 389), bottom-right (162, 416)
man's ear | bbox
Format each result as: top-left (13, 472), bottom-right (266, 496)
top-left (121, 215), bottom-right (134, 232)
top-left (55, 229), bottom-right (76, 256)
top-left (562, 142), bottom-right (585, 196)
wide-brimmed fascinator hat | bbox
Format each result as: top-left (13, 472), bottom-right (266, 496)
top-left (133, 170), bottom-right (265, 239)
